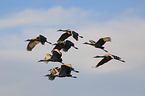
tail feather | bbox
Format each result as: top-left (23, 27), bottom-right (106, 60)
top-left (79, 36), bottom-right (83, 38)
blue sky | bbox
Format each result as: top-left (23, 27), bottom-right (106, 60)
top-left (0, 0), bottom-right (145, 96)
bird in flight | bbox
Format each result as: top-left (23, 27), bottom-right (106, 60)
top-left (83, 37), bottom-right (111, 52)
top-left (52, 40), bottom-right (78, 52)
top-left (57, 29), bottom-right (83, 42)
top-left (93, 54), bottom-right (125, 68)
top-left (25, 35), bottom-right (52, 51)
top-left (45, 64), bottom-right (79, 80)
top-left (38, 49), bottom-right (64, 64)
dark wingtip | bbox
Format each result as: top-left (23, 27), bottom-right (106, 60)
top-left (103, 49), bottom-right (108, 52)
top-left (79, 36), bottom-right (83, 38)
top-left (46, 41), bottom-right (52, 44)
top-left (74, 70), bottom-right (79, 73)
top-left (26, 47), bottom-right (32, 51)
top-left (74, 47), bottom-right (78, 49)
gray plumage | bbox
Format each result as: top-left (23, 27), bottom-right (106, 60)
top-left (83, 37), bottom-right (111, 52)
top-left (93, 54), bottom-right (125, 68)
top-left (52, 40), bottom-right (78, 52)
top-left (45, 64), bottom-right (79, 80)
top-left (38, 49), bottom-right (64, 64)
top-left (57, 29), bottom-right (83, 42)
top-left (25, 35), bottom-right (52, 51)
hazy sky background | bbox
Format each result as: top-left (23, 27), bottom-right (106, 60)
top-left (0, 0), bottom-right (145, 96)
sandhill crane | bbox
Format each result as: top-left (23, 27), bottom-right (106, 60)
top-left (45, 68), bottom-right (58, 80)
top-left (52, 40), bottom-right (78, 52)
top-left (45, 64), bottom-right (79, 80)
top-left (38, 49), bottom-right (64, 64)
top-left (93, 54), bottom-right (125, 68)
top-left (25, 35), bottom-right (52, 51)
top-left (83, 37), bottom-right (111, 52)
top-left (57, 29), bottom-right (83, 42)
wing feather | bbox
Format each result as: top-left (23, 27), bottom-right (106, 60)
top-left (89, 40), bottom-right (96, 44)
top-left (26, 41), bottom-right (40, 51)
top-left (96, 56), bottom-right (112, 67)
top-left (52, 41), bottom-right (65, 51)
top-left (57, 33), bottom-right (71, 42)
top-left (59, 65), bottom-right (71, 76)
top-left (95, 38), bottom-right (105, 46)
top-left (43, 54), bottom-right (51, 64)
top-left (72, 31), bottom-right (79, 41)
top-left (51, 49), bottom-right (62, 59)
top-left (95, 37), bottom-right (111, 47)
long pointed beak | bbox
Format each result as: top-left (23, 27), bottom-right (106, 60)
top-left (74, 46), bottom-right (78, 49)
top-left (73, 70), bottom-right (79, 73)
top-left (38, 60), bottom-right (42, 62)
top-left (25, 39), bottom-right (30, 42)
top-left (93, 56), bottom-right (98, 58)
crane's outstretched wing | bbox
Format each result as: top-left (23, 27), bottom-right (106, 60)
top-left (52, 41), bottom-right (65, 51)
top-left (45, 68), bottom-right (58, 80)
top-left (72, 31), bottom-right (79, 41)
top-left (62, 40), bottom-right (73, 52)
top-left (59, 64), bottom-right (72, 76)
top-left (51, 49), bottom-right (62, 59)
top-left (26, 41), bottom-right (40, 51)
top-left (39, 35), bottom-right (47, 45)
top-left (57, 33), bottom-right (71, 42)
top-left (112, 55), bottom-right (125, 62)
top-left (43, 54), bottom-right (51, 64)
top-left (96, 56), bottom-right (112, 68)
top-left (95, 37), bottom-right (111, 46)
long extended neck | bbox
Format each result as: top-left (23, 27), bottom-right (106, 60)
top-left (118, 59), bottom-right (125, 62)
top-left (93, 56), bottom-right (104, 58)
top-left (83, 42), bottom-right (94, 46)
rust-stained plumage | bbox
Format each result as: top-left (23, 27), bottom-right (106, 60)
top-left (25, 35), bottom-right (52, 51)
